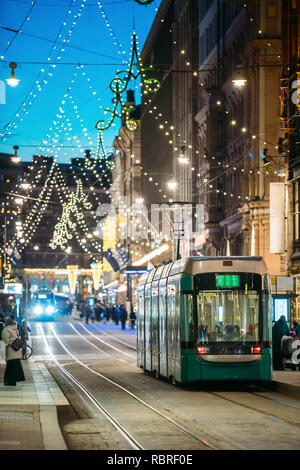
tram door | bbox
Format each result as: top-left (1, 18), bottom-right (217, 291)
top-left (136, 285), bottom-right (145, 369)
top-left (167, 281), bottom-right (176, 380)
top-left (151, 282), bottom-right (159, 374)
top-left (159, 278), bottom-right (167, 378)
top-left (145, 283), bottom-right (152, 371)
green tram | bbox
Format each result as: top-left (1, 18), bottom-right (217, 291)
top-left (136, 256), bottom-right (272, 384)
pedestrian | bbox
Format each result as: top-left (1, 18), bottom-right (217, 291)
top-left (292, 321), bottom-right (300, 340)
top-left (105, 304), bottom-right (111, 322)
top-left (84, 303), bottom-right (91, 324)
top-left (1, 316), bottom-right (25, 386)
top-left (0, 313), bottom-right (5, 335)
top-left (120, 304), bottom-right (127, 330)
top-left (71, 303), bottom-right (79, 320)
top-left (272, 315), bottom-right (290, 370)
top-left (129, 305), bottom-right (136, 329)
top-left (115, 305), bottom-right (120, 325)
top-left (17, 312), bottom-right (30, 341)
top-left (0, 314), bottom-right (5, 364)
top-left (79, 301), bottom-right (85, 320)
top-left (110, 304), bottom-right (116, 323)
top-left (90, 306), bottom-right (96, 323)
top-left (95, 302), bottom-right (102, 322)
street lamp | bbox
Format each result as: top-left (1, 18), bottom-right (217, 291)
top-left (178, 156), bottom-right (189, 164)
top-left (167, 180), bottom-right (177, 191)
top-left (6, 62), bottom-right (20, 87)
top-left (232, 71), bottom-right (247, 88)
top-left (11, 145), bottom-right (20, 164)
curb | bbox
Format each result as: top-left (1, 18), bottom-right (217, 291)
top-left (272, 380), bottom-right (300, 400)
top-left (30, 361), bottom-right (68, 450)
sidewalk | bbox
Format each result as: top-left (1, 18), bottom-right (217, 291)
top-left (273, 370), bottom-right (300, 399)
top-left (0, 360), bottom-right (68, 450)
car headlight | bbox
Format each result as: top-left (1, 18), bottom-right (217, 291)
top-left (46, 306), bottom-right (54, 314)
top-left (34, 305), bottom-right (43, 315)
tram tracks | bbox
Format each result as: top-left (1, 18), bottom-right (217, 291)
top-left (85, 323), bottom-right (137, 352)
top-left (78, 323), bottom-right (300, 429)
top-left (39, 323), bottom-right (216, 451)
top-left (74, 323), bottom-right (136, 361)
top-left (72, 323), bottom-right (300, 434)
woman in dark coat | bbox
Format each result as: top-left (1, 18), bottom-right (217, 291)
top-left (1, 316), bottom-right (25, 386)
top-left (272, 315), bottom-right (290, 370)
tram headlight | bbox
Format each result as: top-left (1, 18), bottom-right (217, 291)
top-left (46, 306), bottom-right (54, 314)
top-left (34, 305), bottom-right (43, 315)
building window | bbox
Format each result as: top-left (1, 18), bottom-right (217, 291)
top-left (267, 1), bottom-right (277, 16)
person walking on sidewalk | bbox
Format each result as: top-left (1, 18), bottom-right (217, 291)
top-left (120, 304), bottom-right (128, 330)
top-left (1, 316), bottom-right (25, 386)
top-left (272, 315), bottom-right (290, 370)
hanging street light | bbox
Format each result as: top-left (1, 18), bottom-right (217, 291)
top-left (6, 62), bottom-right (20, 87)
top-left (10, 145), bottom-right (20, 163)
top-left (232, 71), bottom-right (247, 88)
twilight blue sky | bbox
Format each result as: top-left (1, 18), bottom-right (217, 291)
top-left (0, 0), bottom-right (161, 162)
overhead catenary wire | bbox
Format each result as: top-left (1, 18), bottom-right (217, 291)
top-left (1, 1), bottom-right (37, 59)
top-left (0, 26), bottom-right (120, 61)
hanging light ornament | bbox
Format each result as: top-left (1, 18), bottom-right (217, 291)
top-left (50, 179), bottom-right (92, 250)
top-left (133, 0), bottom-right (155, 4)
top-left (67, 265), bottom-right (78, 295)
top-left (91, 262), bottom-right (102, 291)
top-left (96, 33), bottom-right (160, 133)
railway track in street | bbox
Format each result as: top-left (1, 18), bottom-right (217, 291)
top-left (85, 322), bottom-right (137, 352)
top-left (39, 323), bottom-right (216, 451)
top-left (35, 321), bottom-right (300, 450)
top-left (77, 322), bottom-right (300, 430)
top-left (204, 387), bottom-right (300, 431)
top-left (73, 322), bottom-right (300, 427)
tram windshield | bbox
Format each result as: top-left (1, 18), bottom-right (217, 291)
top-left (195, 273), bottom-right (261, 344)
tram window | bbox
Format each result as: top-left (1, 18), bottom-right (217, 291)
top-left (196, 290), bottom-right (260, 343)
top-left (195, 272), bottom-right (261, 292)
top-left (181, 294), bottom-right (194, 342)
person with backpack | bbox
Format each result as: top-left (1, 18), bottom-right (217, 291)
top-left (1, 316), bottom-right (25, 386)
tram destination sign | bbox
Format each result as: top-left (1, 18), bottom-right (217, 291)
top-left (121, 266), bottom-right (149, 275)
top-left (215, 274), bottom-right (240, 288)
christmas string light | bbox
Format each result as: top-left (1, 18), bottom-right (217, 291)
top-left (96, 33), bottom-right (160, 133)
top-left (96, 0), bottom-right (127, 65)
top-left (0, 0), bottom-right (87, 142)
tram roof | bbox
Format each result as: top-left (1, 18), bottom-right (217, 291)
top-left (137, 256), bottom-right (267, 286)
